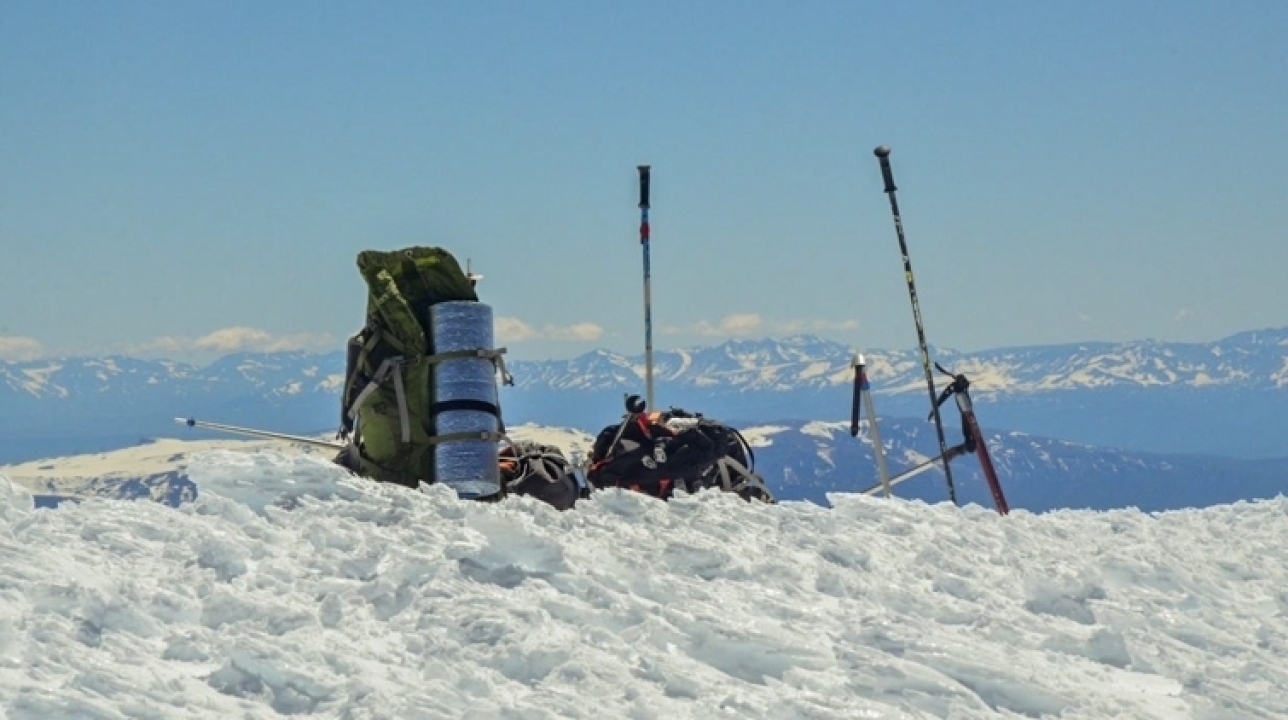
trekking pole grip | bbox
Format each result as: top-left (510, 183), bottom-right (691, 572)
top-left (849, 365), bottom-right (862, 437)
top-left (874, 145), bottom-right (897, 194)
top-left (637, 165), bottom-right (651, 209)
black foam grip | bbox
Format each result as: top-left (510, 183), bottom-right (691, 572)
top-left (850, 368), bottom-right (862, 436)
top-left (637, 165), bottom-right (651, 208)
top-left (878, 156), bottom-right (897, 193)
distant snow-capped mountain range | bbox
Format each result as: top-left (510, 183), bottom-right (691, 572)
top-left (2, 327), bottom-right (1287, 465)
top-left (509, 329), bottom-right (1288, 394)
top-left (6, 328), bottom-right (1285, 402)
top-left (0, 351), bottom-right (341, 402)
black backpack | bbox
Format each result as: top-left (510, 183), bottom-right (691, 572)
top-left (587, 406), bottom-right (775, 503)
top-left (499, 441), bottom-right (582, 511)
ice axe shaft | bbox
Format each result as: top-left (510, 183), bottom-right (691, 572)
top-left (174, 417), bottom-right (345, 451)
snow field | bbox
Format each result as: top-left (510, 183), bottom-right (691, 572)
top-left (0, 450), bottom-right (1285, 718)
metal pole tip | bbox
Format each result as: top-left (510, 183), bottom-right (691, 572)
top-left (873, 145), bottom-right (891, 158)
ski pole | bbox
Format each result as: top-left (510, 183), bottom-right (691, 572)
top-left (873, 145), bottom-right (958, 505)
top-left (860, 355), bottom-right (892, 496)
top-left (851, 353), bottom-right (892, 496)
top-left (174, 417), bottom-right (346, 451)
top-left (859, 443), bottom-right (968, 495)
top-left (638, 164), bottom-right (655, 411)
top-left (849, 359), bottom-right (862, 437)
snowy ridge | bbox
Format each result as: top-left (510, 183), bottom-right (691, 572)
top-left (0, 351), bottom-right (343, 402)
top-left (506, 330), bottom-right (1288, 395)
top-left (5, 328), bottom-right (1287, 405)
top-left (1, 453), bottom-right (1285, 718)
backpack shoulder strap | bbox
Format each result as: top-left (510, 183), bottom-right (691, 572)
top-left (711, 456), bottom-right (776, 503)
top-left (727, 424), bottom-right (756, 470)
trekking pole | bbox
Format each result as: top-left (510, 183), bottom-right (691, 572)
top-left (638, 164), bottom-right (656, 411)
top-left (955, 383), bottom-right (1010, 515)
top-left (873, 145), bottom-right (958, 505)
top-left (173, 417), bottom-right (345, 451)
top-left (859, 446), bottom-right (962, 495)
top-left (850, 353), bottom-right (892, 496)
top-left (849, 358), bottom-right (863, 436)
top-left (934, 365), bottom-right (1011, 515)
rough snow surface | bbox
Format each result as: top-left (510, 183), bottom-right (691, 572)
top-left (1, 427), bottom-right (596, 503)
top-left (1, 452), bottom-right (1286, 718)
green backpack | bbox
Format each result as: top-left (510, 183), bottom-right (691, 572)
top-left (336, 247), bottom-right (504, 488)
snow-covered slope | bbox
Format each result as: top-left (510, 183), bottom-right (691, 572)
top-left (741, 419), bottom-right (1288, 512)
top-left (1, 454), bottom-right (1285, 718)
top-left (0, 425), bottom-right (593, 509)
top-left (0, 436), bottom-right (321, 508)
top-left (5, 421), bottom-right (1284, 514)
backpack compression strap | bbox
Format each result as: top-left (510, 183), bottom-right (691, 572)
top-left (424, 347), bottom-right (513, 387)
top-left (425, 430), bottom-right (508, 447)
top-left (424, 346), bottom-right (512, 432)
top-left (595, 410), bottom-right (668, 466)
top-left (346, 346), bottom-right (511, 448)
top-left (346, 355), bottom-right (412, 443)
top-left (341, 323), bottom-right (420, 439)
top-left (501, 446), bottom-right (571, 490)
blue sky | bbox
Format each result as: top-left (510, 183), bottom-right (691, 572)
top-left (2, 1), bottom-right (1285, 363)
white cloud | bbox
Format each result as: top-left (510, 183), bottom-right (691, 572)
top-left (774, 319), bottom-right (861, 334)
top-left (545, 322), bottom-right (604, 341)
top-left (664, 315), bottom-right (857, 338)
top-left (194, 327), bottom-right (274, 352)
top-left (496, 318), bottom-right (603, 343)
top-left (496, 317), bottom-right (538, 343)
top-left (116, 328), bottom-right (336, 357)
top-left (692, 314), bottom-right (764, 337)
top-left (0, 336), bottom-right (44, 361)
top-left (264, 333), bottom-right (336, 352)
top-left (127, 336), bottom-right (190, 356)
